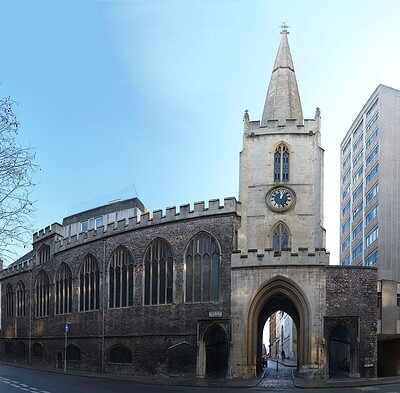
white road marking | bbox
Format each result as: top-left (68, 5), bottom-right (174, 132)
top-left (0, 376), bottom-right (51, 393)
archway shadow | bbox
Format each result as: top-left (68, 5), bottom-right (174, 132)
top-left (247, 276), bottom-right (311, 377)
top-left (205, 324), bottom-right (228, 377)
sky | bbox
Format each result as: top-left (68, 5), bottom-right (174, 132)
top-left (1, 0), bottom-right (400, 266)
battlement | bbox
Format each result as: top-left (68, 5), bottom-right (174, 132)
top-left (33, 222), bottom-right (63, 244)
top-left (55, 197), bottom-right (240, 253)
top-left (246, 118), bottom-right (317, 135)
top-left (231, 247), bottom-right (329, 268)
top-left (0, 254), bottom-right (32, 278)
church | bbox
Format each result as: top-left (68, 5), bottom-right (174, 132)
top-left (0, 26), bottom-right (379, 380)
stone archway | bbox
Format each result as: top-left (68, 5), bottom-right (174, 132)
top-left (247, 276), bottom-right (312, 376)
top-left (197, 320), bottom-right (230, 378)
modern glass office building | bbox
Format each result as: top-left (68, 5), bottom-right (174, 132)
top-left (340, 84), bottom-right (400, 282)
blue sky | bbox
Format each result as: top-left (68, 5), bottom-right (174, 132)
top-left (1, 0), bottom-right (400, 265)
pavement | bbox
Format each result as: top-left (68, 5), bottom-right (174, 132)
top-left (2, 359), bottom-right (400, 389)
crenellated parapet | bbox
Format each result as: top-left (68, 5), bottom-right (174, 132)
top-left (245, 118), bottom-right (317, 136)
top-left (54, 197), bottom-right (240, 253)
top-left (0, 254), bottom-right (33, 278)
top-left (33, 223), bottom-right (63, 244)
top-left (231, 247), bottom-right (329, 268)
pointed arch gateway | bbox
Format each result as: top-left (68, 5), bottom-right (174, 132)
top-left (246, 276), bottom-right (311, 375)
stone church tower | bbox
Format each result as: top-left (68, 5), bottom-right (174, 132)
top-left (231, 25), bottom-right (330, 379)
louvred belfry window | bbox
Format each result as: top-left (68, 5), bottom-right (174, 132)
top-left (274, 144), bottom-right (290, 182)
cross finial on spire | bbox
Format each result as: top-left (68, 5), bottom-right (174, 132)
top-left (279, 21), bottom-right (290, 34)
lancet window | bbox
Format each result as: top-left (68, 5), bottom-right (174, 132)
top-left (16, 281), bottom-right (26, 317)
top-left (55, 263), bottom-right (73, 315)
top-left (79, 254), bottom-right (100, 312)
top-left (109, 247), bottom-right (134, 309)
top-left (6, 284), bottom-right (14, 317)
top-left (144, 238), bottom-right (173, 305)
top-left (274, 143), bottom-right (290, 182)
top-left (272, 222), bottom-right (290, 251)
top-left (185, 232), bottom-right (220, 303)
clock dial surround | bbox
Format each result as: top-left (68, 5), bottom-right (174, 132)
top-left (266, 186), bottom-right (296, 212)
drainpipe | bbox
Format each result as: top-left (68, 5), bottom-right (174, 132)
top-left (101, 239), bottom-right (106, 373)
top-left (28, 265), bottom-right (32, 365)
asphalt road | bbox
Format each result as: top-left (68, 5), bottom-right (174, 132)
top-left (1, 364), bottom-right (400, 393)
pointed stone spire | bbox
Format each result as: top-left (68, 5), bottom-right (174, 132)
top-left (261, 23), bottom-right (303, 127)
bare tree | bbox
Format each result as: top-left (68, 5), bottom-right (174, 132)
top-left (0, 96), bottom-right (36, 264)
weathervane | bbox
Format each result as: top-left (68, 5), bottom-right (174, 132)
top-left (279, 21), bottom-right (290, 33)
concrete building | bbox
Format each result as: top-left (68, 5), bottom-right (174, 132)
top-left (0, 27), bottom-right (380, 380)
top-left (339, 85), bottom-right (400, 376)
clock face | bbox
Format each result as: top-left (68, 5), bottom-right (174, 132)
top-left (267, 187), bottom-right (295, 211)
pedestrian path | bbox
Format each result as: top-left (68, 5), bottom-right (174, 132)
top-left (258, 359), bottom-right (296, 389)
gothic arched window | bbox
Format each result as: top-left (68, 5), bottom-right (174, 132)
top-left (108, 247), bottom-right (134, 309)
top-left (79, 255), bottom-right (100, 312)
top-left (66, 344), bottom-right (81, 361)
top-left (272, 222), bottom-right (290, 251)
top-left (144, 238), bottom-right (173, 305)
top-left (274, 143), bottom-right (290, 182)
top-left (55, 263), bottom-right (72, 315)
top-left (6, 284), bottom-right (13, 317)
top-left (16, 281), bottom-right (26, 317)
top-left (16, 341), bottom-right (25, 357)
top-left (35, 271), bottom-right (49, 317)
top-left (37, 244), bottom-right (51, 264)
top-left (32, 342), bottom-right (43, 358)
top-left (185, 232), bottom-right (220, 303)
top-left (109, 344), bottom-right (133, 364)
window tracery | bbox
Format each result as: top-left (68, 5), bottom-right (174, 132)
top-left (274, 143), bottom-right (290, 182)
top-left (144, 239), bottom-right (173, 306)
top-left (185, 232), bottom-right (220, 303)
top-left (109, 247), bottom-right (134, 309)
top-left (272, 222), bottom-right (290, 251)
top-left (79, 255), bottom-right (100, 312)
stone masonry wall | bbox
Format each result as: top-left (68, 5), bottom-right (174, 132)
top-left (1, 209), bottom-right (239, 376)
top-left (325, 266), bottom-right (378, 378)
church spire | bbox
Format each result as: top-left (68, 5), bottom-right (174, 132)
top-left (260, 23), bottom-right (303, 127)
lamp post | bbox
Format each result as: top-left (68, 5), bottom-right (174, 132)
top-left (276, 338), bottom-right (279, 371)
top-left (64, 322), bottom-right (70, 372)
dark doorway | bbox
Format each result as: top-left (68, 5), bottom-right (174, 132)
top-left (56, 352), bottom-right (63, 368)
top-left (329, 324), bottom-right (351, 377)
top-left (378, 338), bottom-right (400, 377)
top-left (205, 325), bottom-right (228, 376)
